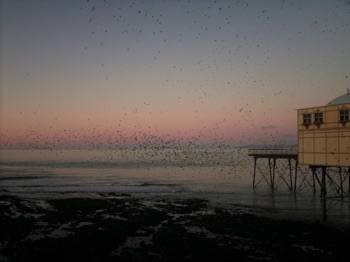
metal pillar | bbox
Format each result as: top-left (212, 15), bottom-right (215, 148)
top-left (312, 168), bottom-right (316, 195)
top-left (348, 167), bottom-right (350, 205)
top-left (268, 158), bottom-right (272, 190)
top-left (288, 158), bottom-right (293, 190)
top-left (310, 166), bottom-right (320, 196)
top-left (294, 160), bottom-right (298, 194)
top-left (253, 157), bottom-right (257, 189)
top-left (339, 167), bottom-right (344, 199)
top-left (321, 167), bottom-right (327, 221)
top-left (272, 158), bottom-right (276, 190)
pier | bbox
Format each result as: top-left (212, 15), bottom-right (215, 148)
top-left (247, 92), bottom-right (350, 220)
top-left (248, 148), bottom-right (298, 191)
top-left (248, 148), bottom-right (350, 220)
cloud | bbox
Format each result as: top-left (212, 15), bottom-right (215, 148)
top-left (280, 133), bottom-right (297, 138)
top-left (261, 125), bottom-right (277, 130)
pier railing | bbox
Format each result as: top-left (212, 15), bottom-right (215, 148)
top-left (248, 148), bottom-right (298, 158)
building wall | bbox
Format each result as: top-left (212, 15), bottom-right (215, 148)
top-left (298, 103), bottom-right (350, 167)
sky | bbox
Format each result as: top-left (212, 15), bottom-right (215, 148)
top-left (1, 0), bottom-right (350, 149)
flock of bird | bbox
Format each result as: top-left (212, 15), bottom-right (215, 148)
top-left (3, 0), bottom-right (346, 179)
top-left (1, 124), bottom-right (251, 168)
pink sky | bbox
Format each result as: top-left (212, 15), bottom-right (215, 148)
top-left (1, 1), bottom-right (349, 149)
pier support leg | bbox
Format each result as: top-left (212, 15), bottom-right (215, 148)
top-left (288, 159), bottom-right (293, 190)
top-left (339, 167), bottom-right (344, 199)
top-left (253, 157), bottom-right (257, 189)
top-left (321, 167), bottom-right (327, 221)
top-left (268, 158), bottom-right (272, 190)
top-left (348, 168), bottom-right (350, 206)
top-left (311, 167), bottom-right (316, 196)
top-left (268, 158), bottom-right (276, 191)
top-left (294, 160), bottom-right (298, 194)
top-left (272, 158), bottom-right (276, 190)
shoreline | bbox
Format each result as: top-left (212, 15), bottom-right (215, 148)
top-left (1, 192), bottom-right (350, 261)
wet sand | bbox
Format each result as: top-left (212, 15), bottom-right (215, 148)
top-left (1, 192), bottom-right (349, 261)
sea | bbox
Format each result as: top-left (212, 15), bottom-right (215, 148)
top-left (1, 147), bottom-right (350, 228)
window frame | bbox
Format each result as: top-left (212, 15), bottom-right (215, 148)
top-left (314, 110), bottom-right (323, 128)
top-left (302, 112), bottom-right (312, 128)
top-left (339, 106), bottom-right (349, 127)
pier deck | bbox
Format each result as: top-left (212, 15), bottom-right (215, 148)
top-left (248, 148), bottom-right (298, 159)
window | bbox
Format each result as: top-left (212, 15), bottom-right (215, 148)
top-left (339, 107), bottom-right (349, 127)
top-left (314, 110), bottom-right (323, 127)
top-left (339, 108), bottom-right (349, 122)
top-left (303, 113), bottom-right (311, 126)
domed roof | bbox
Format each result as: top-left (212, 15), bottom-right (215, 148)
top-left (327, 90), bottom-right (350, 105)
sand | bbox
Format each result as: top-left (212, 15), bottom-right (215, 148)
top-left (1, 192), bottom-right (349, 261)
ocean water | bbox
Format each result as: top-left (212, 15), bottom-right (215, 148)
top-left (1, 148), bottom-right (349, 228)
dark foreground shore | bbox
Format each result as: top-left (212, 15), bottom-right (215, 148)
top-left (1, 192), bottom-right (349, 261)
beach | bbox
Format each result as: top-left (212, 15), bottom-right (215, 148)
top-left (1, 192), bottom-right (350, 261)
top-left (1, 148), bottom-right (350, 261)
top-left (2, 0), bottom-right (350, 260)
